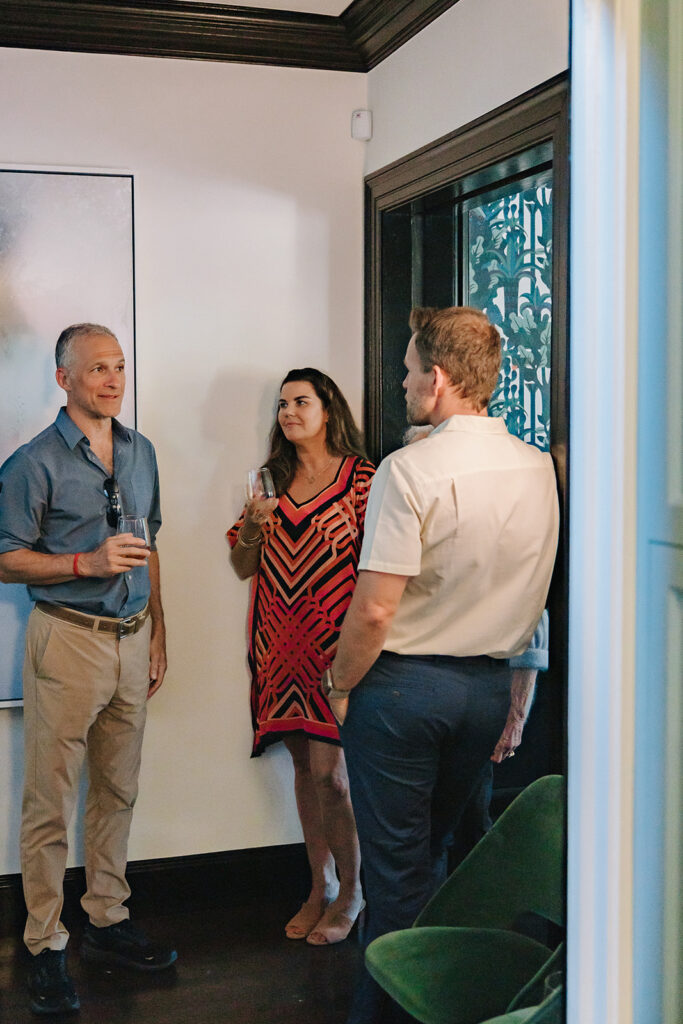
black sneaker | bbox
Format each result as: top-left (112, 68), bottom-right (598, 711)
top-left (27, 948), bottom-right (80, 1015)
top-left (80, 919), bottom-right (177, 972)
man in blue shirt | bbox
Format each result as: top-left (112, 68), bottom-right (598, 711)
top-left (0, 323), bottom-right (176, 1015)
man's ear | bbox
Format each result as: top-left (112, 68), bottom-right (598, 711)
top-left (432, 364), bottom-right (450, 396)
top-left (55, 366), bottom-right (70, 393)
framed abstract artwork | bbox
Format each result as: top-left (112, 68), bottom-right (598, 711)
top-left (0, 167), bottom-right (135, 706)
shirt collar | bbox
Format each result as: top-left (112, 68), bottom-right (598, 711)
top-left (55, 407), bottom-right (134, 450)
top-left (112, 418), bottom-right (133, 443)
top-left (55, 407), bottom-right (84, 450)
top-left (432, 413), bottom-right (509, 436)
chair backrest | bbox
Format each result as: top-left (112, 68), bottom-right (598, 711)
top-left (480, 986), bottom-right (563, 1024)
top-left (415, 775), bottom-right (565, 930)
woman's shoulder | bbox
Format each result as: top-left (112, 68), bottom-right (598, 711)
top-left (349, 455), bottom-right (376, 475)
top-left (348, 455), bottom-right (376, 490)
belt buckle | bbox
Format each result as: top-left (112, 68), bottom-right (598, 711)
top-left (118, 615), bottom-right (137, 639)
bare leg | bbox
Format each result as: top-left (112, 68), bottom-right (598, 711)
top-left (306, 740), bottom-right (364, 946)
top-left (283, 734), bottom-right (339, 938)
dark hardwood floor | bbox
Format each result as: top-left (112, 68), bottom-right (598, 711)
top-left (0, 851), bottom-right (362, 1023)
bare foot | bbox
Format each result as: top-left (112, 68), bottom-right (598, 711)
top-left (285, 897), bottom-right (331, 940)
top-left (306, 895), bottom-right (366, 946)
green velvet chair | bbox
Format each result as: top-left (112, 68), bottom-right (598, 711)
top-left (365, 775), bottom-right (565, 1024)
top-left (478, 985), bottom-right (563, 1023)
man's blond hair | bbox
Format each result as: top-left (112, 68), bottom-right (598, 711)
top-left (409, 306), bottom-right (501, 411)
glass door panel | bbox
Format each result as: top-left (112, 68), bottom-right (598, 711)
top-left (465, 177), bottom-right (553, 450)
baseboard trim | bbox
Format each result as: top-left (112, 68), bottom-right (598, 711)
top-left (0, 843), bottom-right (309, 940)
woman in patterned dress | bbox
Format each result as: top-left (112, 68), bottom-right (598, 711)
top-left (228, 368), bottom-right (374, 946)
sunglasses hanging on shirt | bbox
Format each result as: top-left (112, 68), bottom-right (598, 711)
top-left (103, 477), bottom-right (122, 528)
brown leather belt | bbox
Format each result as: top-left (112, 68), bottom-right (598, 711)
top-left (36, 601), bottom-right (150, 639)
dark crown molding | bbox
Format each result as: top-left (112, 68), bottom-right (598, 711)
top-left (0, 1), bottom-right (364, 72)
top-left (0, 0), bottom-right (460, 72)
top-left (344, 0), bottom-right (459, 69)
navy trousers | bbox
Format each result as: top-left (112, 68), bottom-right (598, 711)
top-left (341, 651), bottom-right (511, 1024)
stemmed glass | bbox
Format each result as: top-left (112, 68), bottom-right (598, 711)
top-left (246, 468), bottom-right (276, 501)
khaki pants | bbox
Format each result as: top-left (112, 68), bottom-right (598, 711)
top-left (21, 605), bottom-right (151, 954)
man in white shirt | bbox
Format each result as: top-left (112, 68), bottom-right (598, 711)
top-left (321, 306), bottom-right (559, 1024)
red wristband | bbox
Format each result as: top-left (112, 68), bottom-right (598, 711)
top-left (73, 552), bottom-right (83, 578)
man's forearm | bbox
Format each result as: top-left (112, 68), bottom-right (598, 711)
top-left (0, 548), bottom-right (75, 585)
top-left (331, 606), bottom-right (390, 693)
top-left (146, 550), bottom-right (167, 696)
top-left (509, 668), bottom-right (537, 722)
top-left (490, 668), bottom-right (539, 763)
top-left (331, 571), bottom-right (408, 692)
top-left (147, 551), bottom-right (165, 629)
top-left (0, 537), bottom-right (150, 586)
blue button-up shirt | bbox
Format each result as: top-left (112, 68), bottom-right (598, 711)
top-left (0, 408), bottom-right (161, 617)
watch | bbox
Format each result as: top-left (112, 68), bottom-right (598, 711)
top-left (321, 667), bottom-right (351, 700)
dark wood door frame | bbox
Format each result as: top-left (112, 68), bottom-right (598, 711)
top-left (363, 72), bottom-right (570, 787)
top-left (364, 73), bottom-right (569, 477)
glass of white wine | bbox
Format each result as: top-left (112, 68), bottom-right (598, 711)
top-left (246, 467), bottom-right (276, 501)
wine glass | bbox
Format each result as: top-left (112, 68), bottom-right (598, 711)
top-left (246, 467), bottom-right (276, 501)
top-left (117, 514), bottom-right (151, 550)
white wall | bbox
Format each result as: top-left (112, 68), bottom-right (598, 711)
top-left (0, 46), bottom-right (367, 872)
top-left (0, 0), bottom-right (571, 875)
top-left (365, 0), bottom-right (569, 175)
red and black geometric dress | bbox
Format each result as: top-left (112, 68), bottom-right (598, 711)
top-left (227, 456), bottom-right (375, 756)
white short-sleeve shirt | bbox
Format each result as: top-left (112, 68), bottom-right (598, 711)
top-left (358, 414), bottom-right (559, 658)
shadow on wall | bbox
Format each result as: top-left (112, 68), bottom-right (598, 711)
top-left (202, 370), bottom-right (307, 836)
top-left (201, 369), bottom-right (284, 521)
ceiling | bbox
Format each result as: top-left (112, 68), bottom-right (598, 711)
top-left (0, 1), bottom-right (459, 73)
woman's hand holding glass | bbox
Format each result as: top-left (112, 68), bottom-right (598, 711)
top-left (245, 468), bottom-right (278, 527)
top-left (245, 495), bottom-right (278, 528)
top-left (239, 468), bottom-right (278, 548)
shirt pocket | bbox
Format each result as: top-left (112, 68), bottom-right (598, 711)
top-left (47, 472), bottom-right (107, 538)
top-left (125, 476), bottom-right (154, 519)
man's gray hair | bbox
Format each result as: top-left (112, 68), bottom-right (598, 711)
top-left (402, 425), bottom-right (433, 446)
top-left (55, 323), bottom-right (118, 370)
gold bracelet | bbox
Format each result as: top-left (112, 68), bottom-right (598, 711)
top-left (237, 526), bottom-right (262, 549)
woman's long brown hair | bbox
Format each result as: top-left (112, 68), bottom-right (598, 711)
top-left (265, 368), bottom-right (366, 495)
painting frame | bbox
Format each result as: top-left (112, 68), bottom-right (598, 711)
top-left (0, 163), bottom-right (136, 707)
